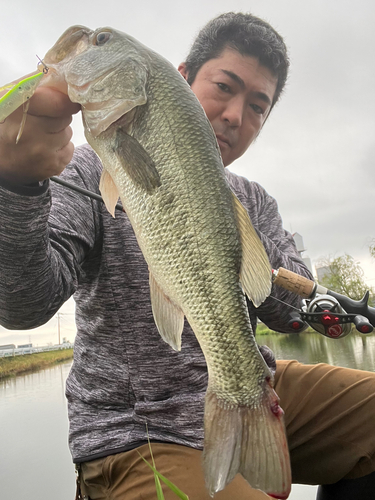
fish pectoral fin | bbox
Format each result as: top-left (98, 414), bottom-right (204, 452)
top-left (149, 272), bottom-right (184, 351)
top-left (232, 192), bottom-right (272, 307)
top-left (116, 129), bottom-right (161, 193)
top-left (99, 168), bottom-right (120, 217)
top-left (203, 384), bottom-right (291, 498)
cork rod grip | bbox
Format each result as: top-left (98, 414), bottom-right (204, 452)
top-left (272, 267), bottom-right (315, 299)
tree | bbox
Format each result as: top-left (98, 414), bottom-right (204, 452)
top-left (370, 240), bottom-right (375, 261)
top-left (316, 254), bottom-right (374, 303)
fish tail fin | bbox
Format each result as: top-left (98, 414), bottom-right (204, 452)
top-left (203, 385), bottom-right (291, 498)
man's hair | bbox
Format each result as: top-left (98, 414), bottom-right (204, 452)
top-left (184, 12), bottom-right (290, 107)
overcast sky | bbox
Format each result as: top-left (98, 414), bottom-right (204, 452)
top-left (1, 0), bottom-right (374, 345)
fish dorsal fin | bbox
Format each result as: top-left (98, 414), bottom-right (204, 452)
top-left (99, 168), bottom-right (120, 217)
top-left (232, 192), bottom-right (272, 307)
top-left (149, 272), bottom-right (185, 351)
top-left (115, 129), bottom-right (161, 193)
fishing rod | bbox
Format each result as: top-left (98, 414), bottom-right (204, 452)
top-left (50, 176), bottom-right (375, 338)
top-left (50, 176), bottom-right (124, 212)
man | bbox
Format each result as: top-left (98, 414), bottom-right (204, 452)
top-left (0, 12), bottom-right (374, 500)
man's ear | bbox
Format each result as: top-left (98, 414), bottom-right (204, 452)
top-left (178, 63), bottom-right (188, 81)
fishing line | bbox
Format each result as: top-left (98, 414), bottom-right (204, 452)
top-left (268, 294), bottom-right (302, 311)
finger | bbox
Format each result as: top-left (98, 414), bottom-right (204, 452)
top-left (41, 127), bottom-right (76, 178)
top-left (1, 111), bottom-right (74, 144)
top-left (53, 137), bottom-right (75, 176)
top-left (27, 87), bottom-right (81, 117)
top-left (16, 125), bottom-right (75, 179)
top-left (35, 113), bottom-right (74, 135)
top-left (17, 120), bottom-right (74, 152)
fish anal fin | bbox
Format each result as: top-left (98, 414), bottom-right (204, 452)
top-left (232, 192), bottom-right (272, 307)
top-left (203, 385), bottom-right (291, 498)
top-left (116, 129), bottom-right (161, 193)
top-left (99, 168), bottom-right (120, 217)
top-left (149, 272), bottom-right (184, 351)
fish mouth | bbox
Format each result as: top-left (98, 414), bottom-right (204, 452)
top-left (43, 26), bottom-right (92, 65)
top-left (68, 80), bottom-right (92, 93)
top-left (66, 67), bottom-right (117, 96)
top-left (37, 65), bottom-right (69, 95)
top-left (67, 67), bottom-right (116, 94)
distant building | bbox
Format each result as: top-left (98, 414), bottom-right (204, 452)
top-left (292, 232), bottom-right (313, 274)
top-left (293, 232), bottom-right (306, 253)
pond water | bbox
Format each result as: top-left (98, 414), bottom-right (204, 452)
top-left (0, 362), bottom-right (76, 500)
top-left (1, 331), bottom-right (374, 500)
top-left (259, 330), bottom-right (375, 371)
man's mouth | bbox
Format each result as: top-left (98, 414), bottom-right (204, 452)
top-left (215, 133), bottom-right (231, 149)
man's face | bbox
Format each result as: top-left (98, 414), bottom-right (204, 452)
top-left (179, 48), bottom-right (277, 167)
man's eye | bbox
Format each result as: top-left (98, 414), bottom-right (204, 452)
top-left (250, 104), bottom-right (264, 114)
top-left (217, 82), bottom-right (231, 93)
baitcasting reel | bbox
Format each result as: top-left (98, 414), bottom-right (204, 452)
top-left (272, 268), bottom-right (374, 339)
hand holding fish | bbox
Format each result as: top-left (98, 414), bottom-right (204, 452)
top-left (0, 82), bottom-right (80, 186)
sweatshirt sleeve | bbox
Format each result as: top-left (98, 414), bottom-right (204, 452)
top-left (0, 145), bottom-right (101, 330)
top-left (227, 172), bottom-right (314, 333)
top-left (250, 182), bottom-right (313, 332)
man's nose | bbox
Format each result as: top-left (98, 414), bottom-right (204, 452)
top-left (221, 97), bottom-right (244, 127)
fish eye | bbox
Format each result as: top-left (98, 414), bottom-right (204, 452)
top-left (94, 31), bottom-right (112, 46)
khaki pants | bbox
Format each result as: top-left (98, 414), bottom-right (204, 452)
top-left (80, 360), bottom-right (375, 499)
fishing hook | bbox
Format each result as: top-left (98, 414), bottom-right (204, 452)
top-left (36, 55), bottom-right (49, 74)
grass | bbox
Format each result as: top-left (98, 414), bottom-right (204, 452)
top-left (256, 323), bottom-right (277, 335)
top-left (0, 348), bottom-right (74, 379)
top-left (140, 428), bottom-right (189, 500)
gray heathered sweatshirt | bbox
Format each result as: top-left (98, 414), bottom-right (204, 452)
top-left (0, 144), bottom-right (313, 462)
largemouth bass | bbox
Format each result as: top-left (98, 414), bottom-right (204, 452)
top-left (40, 26), bottom-right (291, 498)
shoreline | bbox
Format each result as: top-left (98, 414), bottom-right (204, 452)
top-left (0, 348), bottom-right (73, 379)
